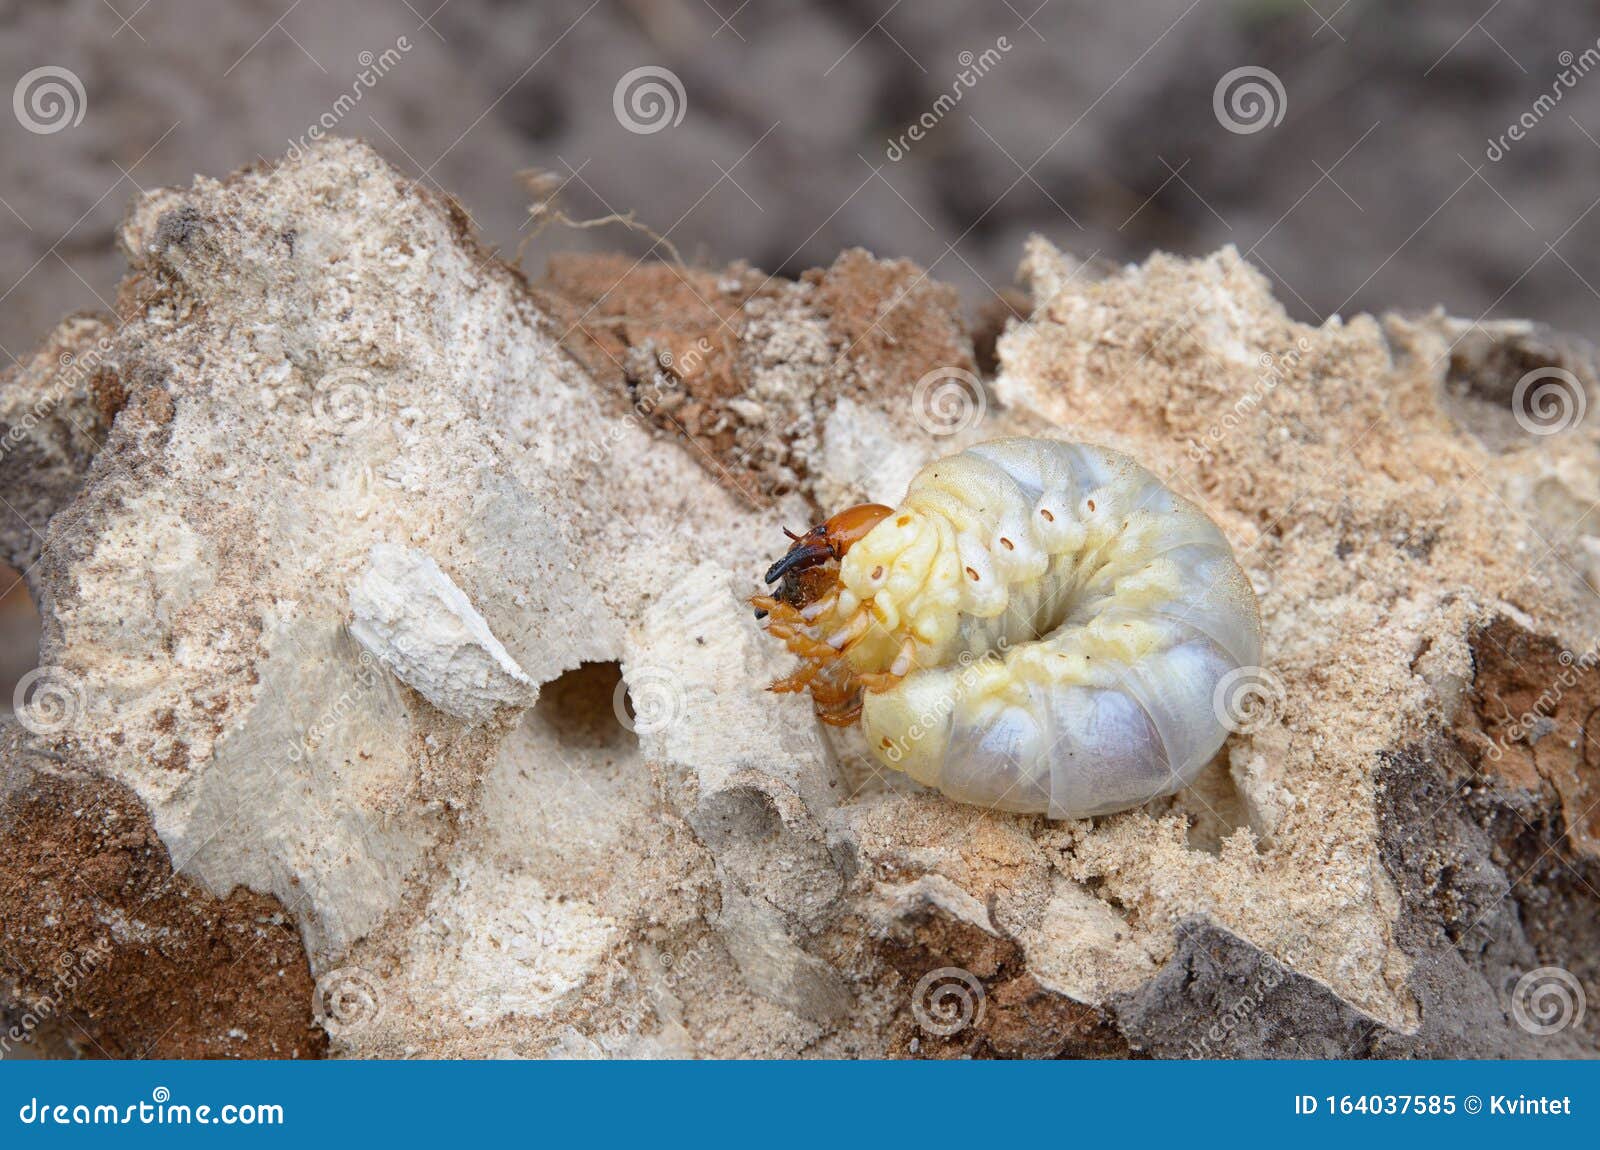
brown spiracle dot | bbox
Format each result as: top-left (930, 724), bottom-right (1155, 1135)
top-left (966, 566), bottom-right (980, 581)
top-left (1039, 508), bottom-right (1055, 522)
top-left (1000, 537), bottom-right (1014, 551)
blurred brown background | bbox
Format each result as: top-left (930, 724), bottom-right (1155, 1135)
top-left (3, 0), bottom-right (1599, 704)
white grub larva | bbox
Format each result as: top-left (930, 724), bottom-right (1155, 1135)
top-left (754, 437), bottom-right (1263, 819)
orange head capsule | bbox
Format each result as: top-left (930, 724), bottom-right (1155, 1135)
top-left (760, 504), bottom-right (892, 603)
top-left (752, 502), bottom-right (898, 727)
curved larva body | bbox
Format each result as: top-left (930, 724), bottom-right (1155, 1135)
top-left (761, 438), bottom-right (1262, 819)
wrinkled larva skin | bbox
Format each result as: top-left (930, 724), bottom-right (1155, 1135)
top-left (762, 437), bottom-right (1263, 819)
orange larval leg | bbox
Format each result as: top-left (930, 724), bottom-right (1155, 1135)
top-left (855, 671), bottom-right (902, 693)
top-left (755, 593), bottom-right (855, 699)
top-left (754, 504), bottom-right (896, 729)
top-left (769, 661), bottom-right (825, 694)
top-left (858, 637), bottom-right (917, 693)
top-left (750, 595), bottom-right (803, 623)
top-left (810, 665), bottom-right (864, 727)
top-left (807, 677), bottom-right (854, 707)
top-left (816, 702), bottom-right (863, 727)
top-left (763, 623), bottom-right (838, 662)
top-left (800, 590), bottom-right (839, 621)
top-left (826, 607), bottom-right (872, 651)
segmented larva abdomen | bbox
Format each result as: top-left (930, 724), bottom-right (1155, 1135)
top-left (860, 438), bottom-right (1262, 819)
